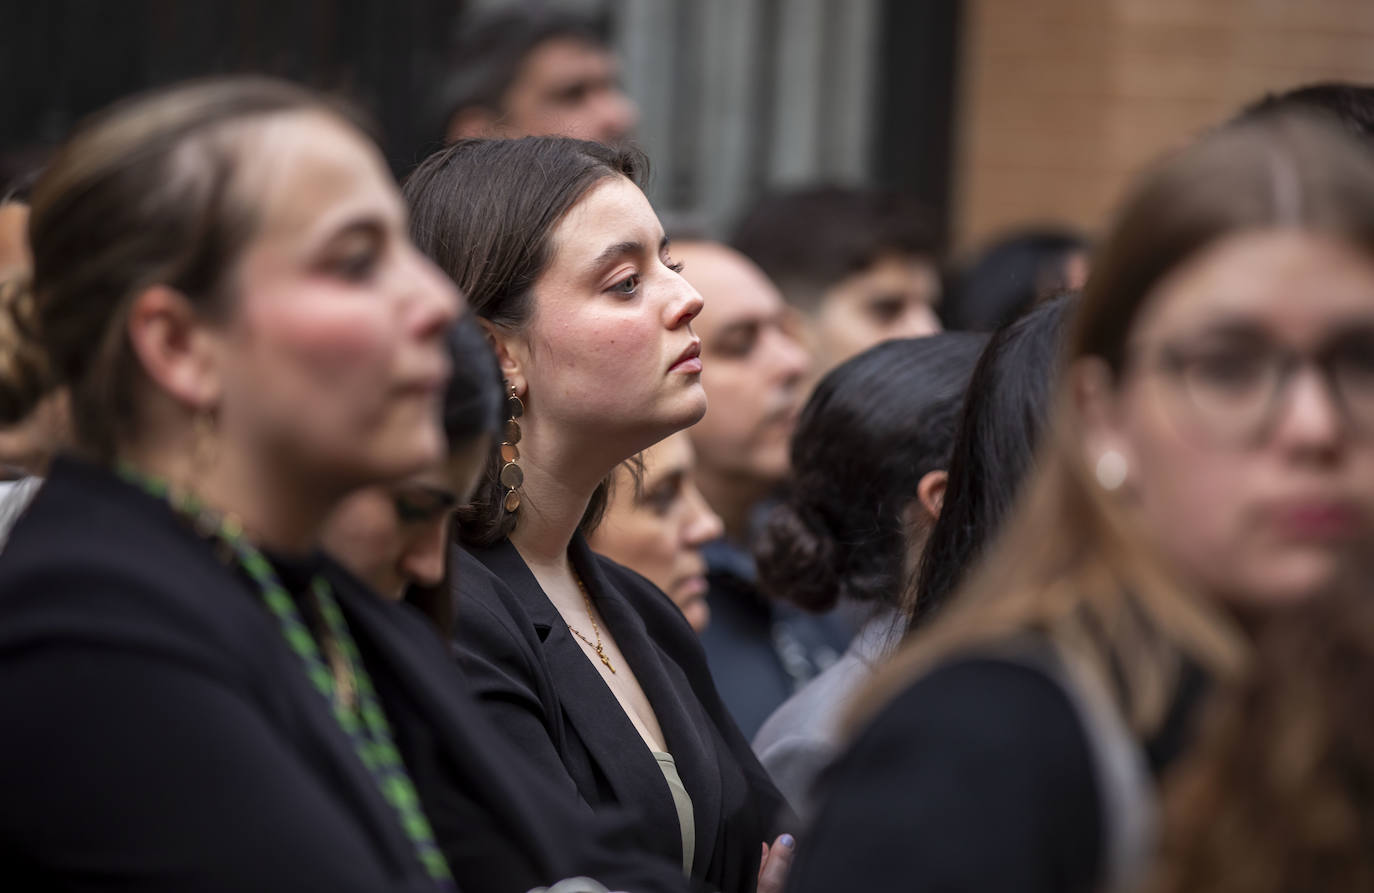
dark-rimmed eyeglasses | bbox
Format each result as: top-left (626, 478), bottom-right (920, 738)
top-left (1132, 330), bottom-right (1374, 445)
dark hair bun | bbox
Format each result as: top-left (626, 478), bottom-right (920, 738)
top-left (0, 273), bottom-right (53, 425)
top-left (755, 500), bottom-right (842, 612)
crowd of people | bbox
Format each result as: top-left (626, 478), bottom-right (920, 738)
top-left (3, 7), bottom-right (1374, 892)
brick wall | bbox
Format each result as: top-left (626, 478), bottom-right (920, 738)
top-left (954, 0), bottom-right (1374, 252)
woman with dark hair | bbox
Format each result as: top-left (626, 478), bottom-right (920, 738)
top-left (0, 78), bottom-right (685, 893)
top-left (910, 297), bottom-right (1075, 630)
top-left (588, 430), bottom-right (724, 634)
top-left (787, 113), bottom-right (1374, 892)
top-left (749, 332), bottom-right (984, 818)
top-left (404, 137), bottom-right (790, 892)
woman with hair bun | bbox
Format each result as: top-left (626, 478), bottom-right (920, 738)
top-left (750, 332), bottom-right (983, 819)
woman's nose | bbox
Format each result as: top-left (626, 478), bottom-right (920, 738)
top-left (407, 250), bottom-right (463, 337)
top-left (397, 517), bottom-right (450, 589)
top-left (682, 482), bottom-right (724, 546)
top-left (666, 278), bottom-right (705, 329)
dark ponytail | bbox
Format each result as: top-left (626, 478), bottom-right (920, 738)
top-left (755, 333), bottom-right (985, 613)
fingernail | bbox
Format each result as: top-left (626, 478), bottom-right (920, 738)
top-left (780, 834), bottom-right (795, 848)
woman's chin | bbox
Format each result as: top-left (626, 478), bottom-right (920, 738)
top-left (673, 386), bottom-right (708, 428)
top-left (361, 431), bottom-right (447, 486)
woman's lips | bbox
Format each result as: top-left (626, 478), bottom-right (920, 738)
top-left (1267, 500), bottom-right (1364, 541)
top-left (670, 340), bottom-right (702, 374)
top-left (672, 573), bottom-right (709, 601)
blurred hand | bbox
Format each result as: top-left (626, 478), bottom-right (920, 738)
top-left (757, 834), bottom-right (795, 893)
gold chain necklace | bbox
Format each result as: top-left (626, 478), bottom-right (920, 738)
top-left (566, 571), bottom-right (616, 674)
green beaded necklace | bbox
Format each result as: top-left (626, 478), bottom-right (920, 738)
top-left (117, 464), bottom-right (455, 890)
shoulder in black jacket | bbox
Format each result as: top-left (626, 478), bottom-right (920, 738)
top-left (453, 535), bottom-right (791, 893)
top-left (786, 645), bottom-right (1207, 893)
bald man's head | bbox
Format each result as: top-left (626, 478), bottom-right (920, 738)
top-left (675, 241), bottom-right (810, 511)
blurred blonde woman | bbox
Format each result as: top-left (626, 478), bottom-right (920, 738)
top-left (789, 113), bottom-right (1374, 892)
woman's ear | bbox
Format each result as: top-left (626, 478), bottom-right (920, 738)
top-left (126, 284), bottom-right (222, 411)
top-left (478, 318), bottom-right (527, 396)
top-left (915, 469), bottom-right (948, 523)
top-left (1071, 355), bottom-right (1136, 490)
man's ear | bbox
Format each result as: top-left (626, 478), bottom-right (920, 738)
top-left (915, 469), bottom-right (948, 522)
top-left (125, 284), bottom-right (222, 411)
top-left (478, 317), bottom-right (527, 397)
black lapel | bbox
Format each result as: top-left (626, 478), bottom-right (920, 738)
top-left (329, 567), bottom-right (576, 880)
top-left (463, 539), bottom-right (686, 867)
top-left (570, 536), bottom-right (725, 875)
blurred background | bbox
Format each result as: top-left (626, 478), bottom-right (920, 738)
top-left (5, 0), bottom-right (1374, 258)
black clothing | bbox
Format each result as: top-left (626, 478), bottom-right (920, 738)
top-left (453, 536), bottom-right (789, 893)
top-left (698, 538), bottom-right (853, 740)
top-left (0, 457), bottom-right (684, 893)
top-left (787, 650), bottom-right (1207, 893)
top-left (330, 564), bottom-right (683, 893)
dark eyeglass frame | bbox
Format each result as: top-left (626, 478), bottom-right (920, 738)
top-left (1128, 330), bottom-right (1374, 446)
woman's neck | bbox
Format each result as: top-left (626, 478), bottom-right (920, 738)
top-left (121, 437), bottom-right (333, 556)
top-left (505, 417), bottom-right (618, 577)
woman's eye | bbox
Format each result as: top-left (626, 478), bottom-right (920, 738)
top-left (1192, 352), bottom-right (1268, 391)
top-left (334, 251), bottom-right (379, 282)
top-left (643, 489), bottom-right (675, 517)
top-left (666, 259), bottom-right (685, 274)
top-left (610, 274), bottom-right (641, 295)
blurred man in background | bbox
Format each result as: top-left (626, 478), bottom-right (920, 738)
top-left (431, 6), bottom-right (638, 145)
top-left (674, 239), bottom-right (852, 738)
top-left (732, 186), bottom-right (942, 383)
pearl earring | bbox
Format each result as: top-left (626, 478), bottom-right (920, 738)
top-left (1095, 450), bottom-right (1129, 492)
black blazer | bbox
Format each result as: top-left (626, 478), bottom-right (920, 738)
top-left (454, 536), bottom-right (789, 893)
top-left (786, 649), bottom-right (1208, 893)
top-left (0, 457), bottom-right (686, 893)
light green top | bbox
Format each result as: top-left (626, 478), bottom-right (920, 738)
top-left (652, 751), bottom-right (696, 875)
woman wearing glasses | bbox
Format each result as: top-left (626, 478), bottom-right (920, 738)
top-left (786, 112), bottom-right (1374, 892)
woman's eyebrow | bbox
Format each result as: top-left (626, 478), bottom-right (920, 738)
top-left (312, 216), bottom-right (386, 255)
top-left (585, 236), bottom-right (671, 276)
top-left (586, 240), bottom-right (643, 275)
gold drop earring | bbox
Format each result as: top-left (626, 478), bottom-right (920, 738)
top-left (500, 382), bottom-right (524, 513)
